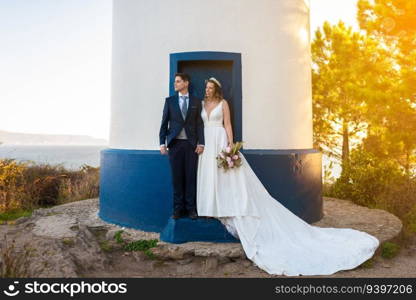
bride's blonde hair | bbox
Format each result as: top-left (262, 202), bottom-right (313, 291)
top-left (204, 78), bottom-right (223, 101)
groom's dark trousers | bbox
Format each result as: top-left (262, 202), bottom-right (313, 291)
top-left (159, 94), bottom-right (205, 214)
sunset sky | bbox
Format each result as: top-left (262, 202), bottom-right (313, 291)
top-left (0, 0), bottom-right (359, 140)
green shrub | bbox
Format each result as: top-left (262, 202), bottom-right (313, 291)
top-left (325, 146), bottom-right (416, 242)
top-left (123, 239), bottom-right (158, 252)
top-left (328, 147), bottom-right (403, 208)
top-left (114, 230), bottom-right (125, 244)
top-left (381, 242), bottom-right (400, 259)
top-left (0, 209), bottom-right (32, 222)
top-left (359, 258), bottom-right (375, 268)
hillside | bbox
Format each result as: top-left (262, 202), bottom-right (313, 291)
top-left (0, 130), bottom-right (108, 145)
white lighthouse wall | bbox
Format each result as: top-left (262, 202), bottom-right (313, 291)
top-left (110, 0), bottom-right (313, 150)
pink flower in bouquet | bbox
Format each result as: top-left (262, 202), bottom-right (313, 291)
top-left (216, 141), bottom-right (244, 171)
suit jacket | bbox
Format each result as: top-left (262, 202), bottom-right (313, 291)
top-left (159, 94), bottom-right (205, 148)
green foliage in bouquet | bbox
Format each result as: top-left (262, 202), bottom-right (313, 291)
top-left (216, 141), bottom-right (244, 171)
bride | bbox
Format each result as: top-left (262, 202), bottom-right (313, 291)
top-left (196, 77), bottom-right (380, 276)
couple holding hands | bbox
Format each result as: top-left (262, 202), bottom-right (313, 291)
top-left (158, 73), bottom-right (379, 276)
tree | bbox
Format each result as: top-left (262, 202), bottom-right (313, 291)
top-left (358, 0), bottom-right (416, 176)
top-left (358, 0), bottom-right (416, 104)
top-left (312, 20), bottom-right (397, 172)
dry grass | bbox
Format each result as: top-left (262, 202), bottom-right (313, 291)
top-left (0, 158), bottom-right (99, 214)
top-left (0, 234), bottom-right (33, 278)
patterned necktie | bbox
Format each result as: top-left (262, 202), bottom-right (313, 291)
top-left (180, 96), bottom-right (188, 119)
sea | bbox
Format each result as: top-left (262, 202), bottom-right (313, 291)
top-left (0, 144), bottom-right (108, 170)
top-left (0, 144), bottom-right (342, 180)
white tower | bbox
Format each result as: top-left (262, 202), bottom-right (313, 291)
top-left (100, 0), bottom-right (322, 240)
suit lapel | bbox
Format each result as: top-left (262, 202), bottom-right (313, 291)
top-left (173, 94), bottom-right (184, 121)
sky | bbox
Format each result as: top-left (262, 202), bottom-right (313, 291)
top-left (0, 0), bottom-right (359, 140)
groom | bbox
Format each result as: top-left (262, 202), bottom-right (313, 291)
top-left (159, 73), bottom-right (205, 219)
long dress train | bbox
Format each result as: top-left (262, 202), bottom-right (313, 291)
top-left (196, 99), bottom-right (379, 276)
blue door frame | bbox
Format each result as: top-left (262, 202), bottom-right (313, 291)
top-left (170, 51), bottom-right (242, 143)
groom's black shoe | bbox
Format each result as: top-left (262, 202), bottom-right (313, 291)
top-left (172, 210), bottom-right (186, 219)
top-left (188, 210), bottom-right (198, 220)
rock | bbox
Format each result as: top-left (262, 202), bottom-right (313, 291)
top-left (194, 243), bottom-right (245, 259)
top-left (131, 251), bottom-right (146, 262)
top-left (32, 215), bottom-right (78, 238)
top-left (221, 262), bottom-right (242, 274)
top-left (14, 216), bottom-right (30, 225)
top-left (105, 228), bottom-right (120, 241)
top-left (177, 258), bottom-right (194, 265)
top-left (202, 257), bottom-right (218, 273)
top-left (25, 237), bottom-right (79, 277)
top-left (58, 225), bottom-right (110, 274)
top-left (151, 244), bottom-right (193, 260)
top-left (0, 197), bottom-right (403, 278)
top-left (218, 256), bottom-right (232, 264)
top-left (242, 260), bottom-right (253, 268)
top-left (150, 260), bottom-right (166, 271)
top-left (176, 263), bottom-right (199, 275)
top-left (312, 197), bottom-right (403, 244)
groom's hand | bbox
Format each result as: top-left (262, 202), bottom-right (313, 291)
top-left (160, 145), bottom-right (168, 155)
top-left (195, 145), bottom-right (204, 154)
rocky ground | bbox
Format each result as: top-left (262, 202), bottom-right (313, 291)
top-left (0, 197), bottom-right (413, 278)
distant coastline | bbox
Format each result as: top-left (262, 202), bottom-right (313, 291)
top-left (0, 130), bottom-right (108, 146)
top-left (0, 144), bottom-right (107, 170)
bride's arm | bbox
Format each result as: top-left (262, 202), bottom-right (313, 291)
top-left (222, 100), bottom-right (234, 146)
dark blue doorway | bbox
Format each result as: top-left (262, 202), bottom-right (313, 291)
top-left (170, 52), bottom-right (242, 143)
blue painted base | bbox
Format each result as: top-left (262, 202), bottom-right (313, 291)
top-left (242, 149), bottom-right (323, 223)
top-left (160, 217), bottom-right (239, 244)
top-left (99, 148), bottom-right (322, 242)
top-left (99, 149), bottom-right (173, 232)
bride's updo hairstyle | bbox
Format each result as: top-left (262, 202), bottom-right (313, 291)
top-left (204, 77), bottom-right (223, 101)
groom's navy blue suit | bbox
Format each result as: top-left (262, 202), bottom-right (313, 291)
top-left (159, 94), bottom-right (205, 214)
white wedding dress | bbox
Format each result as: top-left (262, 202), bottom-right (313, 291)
top-left (196, 99), bottom-right (380, 276)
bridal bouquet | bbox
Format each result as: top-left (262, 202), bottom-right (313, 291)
top-left (216, 141), bottom-right (244, 171)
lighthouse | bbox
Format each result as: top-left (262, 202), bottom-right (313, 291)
top-left (99, 0), bottom-right (322, 243)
